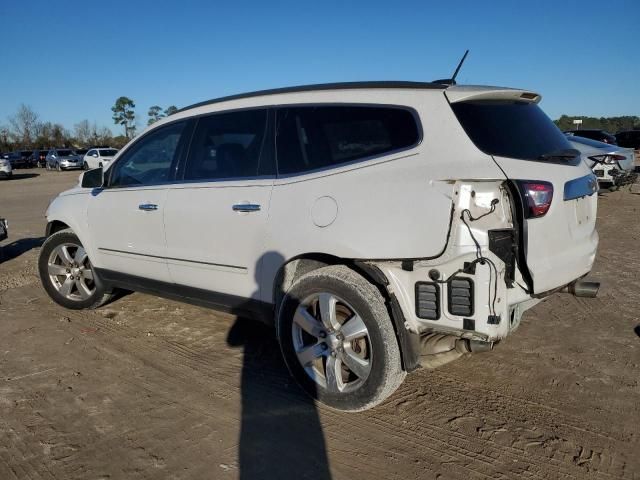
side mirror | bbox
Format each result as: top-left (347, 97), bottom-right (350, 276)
top-left (92, 153), bottom-right (99, 157)
top-left (81, 167), bottom-right (104, 188)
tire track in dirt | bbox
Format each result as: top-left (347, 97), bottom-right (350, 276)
top-left (26, 297), bottom-right (635, 480)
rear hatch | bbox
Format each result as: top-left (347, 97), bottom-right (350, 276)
top-left (446, 87), bottom-right (599, 294)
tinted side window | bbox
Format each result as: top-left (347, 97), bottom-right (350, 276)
top-left (275, 106), bottom-right (420, 175)
top-left (184, 109), bottom-right (270, 181)
top-left (109, 121), bottom-right (186, 187)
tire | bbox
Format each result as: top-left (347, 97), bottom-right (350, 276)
top-left (38, 229), bottom-right (113, 310)
top-left (277, 265), bottom-right (405, 411)
top-left (83, 162), bottom-right (88, 170)
top-left (56, 163), bottom-right (61, 171)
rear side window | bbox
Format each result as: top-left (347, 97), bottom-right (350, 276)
top-left (276, 105), bottom-right (420, 175)
top-left (184, 109), bottom-right (270, 181)
top-left (451, 101), bottom-right (572, 161)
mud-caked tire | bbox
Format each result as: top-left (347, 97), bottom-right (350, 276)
top-left (277, 265), bottom-right (405, 411)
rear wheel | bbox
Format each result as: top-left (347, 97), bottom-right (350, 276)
top-left (38, 229), bottom-right (113, 310)
top-left (277, 265), bottom-right (405, 411)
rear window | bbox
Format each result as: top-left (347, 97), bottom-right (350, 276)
top-left (276, 105), bottom-right (420, 175)
top-left (451, 101), bottom-right (572, 160)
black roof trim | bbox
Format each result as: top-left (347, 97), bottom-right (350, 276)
top-left (178, 81), bottom-right (448, 113)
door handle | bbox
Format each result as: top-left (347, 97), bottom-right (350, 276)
top-left (232, 203), bottom-right (261, 213)
top-left (138, 203), bottom-right (159, 211)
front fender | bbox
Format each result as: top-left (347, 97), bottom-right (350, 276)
top-left (45, 191), bottom-right (99, 266)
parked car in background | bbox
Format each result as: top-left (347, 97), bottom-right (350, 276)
top-left (45, 148), bottom-right (82, 171)
top-left (5, 150), bottom-right (36, 168)
top-left (0, 156), bottom-right (12, 179)
top-left (20, 150), bottom-right (36, 167)
top-left (39, 81), bottom-right (600, 411)
top-left (566, 135), bottom-right (636, 188)
top-left (564, 129), bottom-right (617, 145)
top-left (75, 148), bottom-right (89, 160)
top-left (30, 149), bottom-right (49, 168)
top-left (615, 130), bottom-right (640, 150)
top-left (82, 147), bottom-right (118, 170)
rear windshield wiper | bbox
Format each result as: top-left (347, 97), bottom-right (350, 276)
top-left (538, 148), bottom-right (580, 161)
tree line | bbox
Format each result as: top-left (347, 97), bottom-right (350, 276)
top-left (554, 115), bottom-right (640, 133)
top-left (3, 101), bottom-right (637, 153)
top-left (1, 96), bottom-right (178, 152)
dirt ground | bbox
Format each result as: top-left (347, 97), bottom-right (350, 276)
top-left (0, 170), bottom-right (639, 480)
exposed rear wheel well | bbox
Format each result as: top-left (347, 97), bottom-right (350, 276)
top-left (273, 254), bottom-right (420, 373)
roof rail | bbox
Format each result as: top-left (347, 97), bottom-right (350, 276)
top-left (178, 80), bottom-right (448, 113)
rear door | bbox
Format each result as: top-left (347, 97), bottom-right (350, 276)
top-left (448, 92), bottom-right (598, 294)
top-left (163, 108), bottom-right (274, 301)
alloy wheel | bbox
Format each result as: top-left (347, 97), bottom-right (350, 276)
top-left (292, 292), bottom-right (372, 393)
top-left (47, 243), bottom-right (96, 301)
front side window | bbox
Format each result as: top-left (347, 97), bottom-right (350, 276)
top-left (183, 109), bottom-right (269, 181)
top-left (275, 105), bottom-right (420, 175)
top-left (109, 121), bottom-right (186, 187)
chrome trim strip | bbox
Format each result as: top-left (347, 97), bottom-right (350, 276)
top-left (98, 248), bottom-right (247, 271)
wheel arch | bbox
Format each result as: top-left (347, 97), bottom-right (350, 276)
top-left (272, 253), bottom-right (421, 373)
top-left (46, 220), bottom-right (70, 237)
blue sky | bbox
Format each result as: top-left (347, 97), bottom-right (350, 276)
top-left (1, 0), bottom-right (638, 136)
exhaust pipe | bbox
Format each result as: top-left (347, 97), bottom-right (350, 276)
top-left (562, 280), bottom-right (600, 298)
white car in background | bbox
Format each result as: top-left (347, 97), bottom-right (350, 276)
top-left (566, 135), bottom-right (637, 189)
top-left (0, 157), bottom-right (12, 179)
top-left (82, 148), bottom-right (119, 170)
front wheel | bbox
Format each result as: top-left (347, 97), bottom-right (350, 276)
top-left (56, 163), bottom-right (61, 171)
top-left (277, 265), bottom-right (405, 411)
top-left (38, 229), bottom-right (113, 310)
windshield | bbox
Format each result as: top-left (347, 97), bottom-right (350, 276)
top-left (76, 149), bottom-right (89, 155)
top-left (57, 149), bottom-right (74, 156)
top-left (99, 149), bottom-right (118, 157)
top-left (451, 100), bottom-right (572, 160)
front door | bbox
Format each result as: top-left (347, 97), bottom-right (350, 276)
top-left (87, 120), bottom-right (189, 283)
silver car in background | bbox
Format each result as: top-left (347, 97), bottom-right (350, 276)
top-left (566, 135), bottom-right (637, 188)
top-left (46, 148), bottom-right (82, 171)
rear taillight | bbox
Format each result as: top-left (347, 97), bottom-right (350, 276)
top-left (588, 154), bottom-right (625, 165)
top-left (517, 181), bottom-right (553, 218)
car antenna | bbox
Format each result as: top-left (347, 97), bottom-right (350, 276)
top-left (433, 49), bottom-right (469, 86)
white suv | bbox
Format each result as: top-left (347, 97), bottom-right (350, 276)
top-left (82, 148), bottom-right (119, 170)
top-left (38, 81), bottom-right (600, 411)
